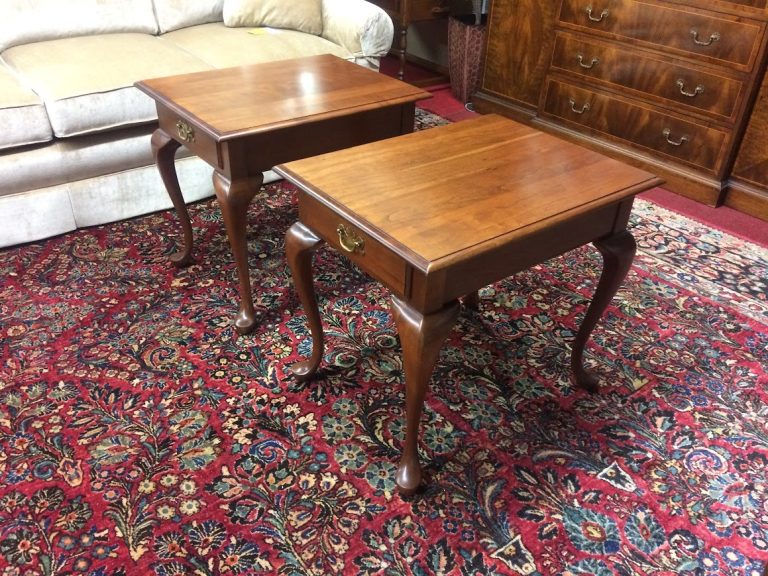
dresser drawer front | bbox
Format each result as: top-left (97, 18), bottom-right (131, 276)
top-left (299, 195), bottom-right (408, 296)
top-left (541, 79), bottom-right (730, 173)
top-left (558, 0), bottom-right (765, 70)
top-left (551, 32), bottom-right (747, 122)
top-left (712, 0), bottom-right (767, 7)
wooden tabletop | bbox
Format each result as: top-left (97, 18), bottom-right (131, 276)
top-left (135, 54), bottom-right (430, 141)
top-left (276, 114), bottom-right (662, 270)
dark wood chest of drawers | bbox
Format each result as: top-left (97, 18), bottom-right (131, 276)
top-left (474, 0), bottom-right (768, 219)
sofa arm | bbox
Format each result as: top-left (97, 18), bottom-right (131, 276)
top-left (321, 0), bottom-right (394, 70)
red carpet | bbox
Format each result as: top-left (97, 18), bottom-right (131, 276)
top-left (641, 188), bottom-right (768, 248)
top-left (418, 85), bottom-right (477, 123)
top-left (1, 109), bottom-right (766, 575)
top-left (379, 54), bottom-right (447, 86)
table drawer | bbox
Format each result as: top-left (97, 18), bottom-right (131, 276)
top-left (298, 195), bottom-right (408, 296)
top-left (550, 32), bottom-right (747, 122)
top-left (540, 78), bottom-right (730, 173)
top-left (157, 107), bottom-right (221, 169)
top-left (557, 0), bottom-right (765, 71)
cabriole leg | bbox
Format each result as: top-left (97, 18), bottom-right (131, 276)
top-left (571, 230), bottom-right (636, 392)
top-left (391, 297), bottom-right (460, 495)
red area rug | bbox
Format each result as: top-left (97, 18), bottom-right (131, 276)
top-left (1, 110), bottom-right (767, 575)
top-left (641, 188), bottom-right (768, 248)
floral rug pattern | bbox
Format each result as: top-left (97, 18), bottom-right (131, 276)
top-left (1, 111), bottom-right (767, 575)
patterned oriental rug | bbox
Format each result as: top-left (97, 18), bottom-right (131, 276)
top-left (1, 111), bottom-right (767, 576)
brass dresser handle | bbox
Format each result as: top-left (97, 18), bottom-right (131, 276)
top-left (676, 79), bottom-right (704, 98)
top-left (337, 224), bottom-right (365, 254)
top-left (663, 128), bottom-right (688, 146)
top-left (569, 98), bottom-right (591, 114)
top-left (176, 120), bottom-right (195, 143)
top-left (585, 6), bottom-right (609, 22)
top-left (690, 29), bottom-right (720, 46)
top-left (576, 54), bottom-right (600, 69)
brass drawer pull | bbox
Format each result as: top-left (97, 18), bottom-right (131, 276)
top-left (690, 29), bottom-right (720, 47)
top-left (662, 128), bottom-right (688, 146)
top-left (176, 120), bottom-right (195, 143)
top-left (585, 6), bottom-right (608, 22)
top-left (676, 79), bottom-right (704, 98)
top-left (337, 224), bottom-right (365, 254)
top-left (576, 54), bottom-right (600, 69)
top-left (569, 98), bottom-right (591, 114)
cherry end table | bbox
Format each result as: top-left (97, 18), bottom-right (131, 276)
top-left (275, 114), bottom-right (663, 495)
top-left (135, 55), bottom-right (429, 333)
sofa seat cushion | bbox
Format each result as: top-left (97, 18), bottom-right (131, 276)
top-left (0, 65), bottom-right (52, 150)
top-left (2, 33), bottom-right (213, 138)
top-left (161, 23), bottom-right (352, 69)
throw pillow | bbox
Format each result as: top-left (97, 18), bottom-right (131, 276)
top-left (223, 0), bottom-right (323, 35)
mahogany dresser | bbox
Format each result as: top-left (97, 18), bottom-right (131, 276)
top-left (474, 0), bottom-right (768, 220)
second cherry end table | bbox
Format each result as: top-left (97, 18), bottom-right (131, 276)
top-left (136, 55), bottom-right (430, 334)
top-left (275, 114), bottom-right (663, 495)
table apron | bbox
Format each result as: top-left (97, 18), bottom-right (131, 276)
top-left (157, 102), bottom-right (416, 178)
top-left (157, 106), bottom-right (222, 170)
top-left (408, 199), bottom-right (635, 313)
top-left (299, 194), bottom-right (410, 295)
top-left (236, 104), bottom-right (416, 175)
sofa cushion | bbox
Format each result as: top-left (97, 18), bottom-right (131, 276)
top-left (3, 34), bottom-right (213, 138)
top-left (0, 64), bottom-right (52, 150)
top-left (161, 23), bottom-right (351, 68)
top-left (0, 0), bottom-right (158, 52)
top-left (0, 125), bottom-right (174, 197)
top-left (223, 0), bottom-right (323, 35)
top-left (153, 0), bottom-right (225, 33)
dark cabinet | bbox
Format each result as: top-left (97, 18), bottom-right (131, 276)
top-left (474, 0), bottom-right (768, 219)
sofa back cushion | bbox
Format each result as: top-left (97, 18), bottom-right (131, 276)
top-left (153, 0), bottom-right (224, 33)
top-left (162, 23), bottom-right (352, 69)
top-left (223, 0), bottom-right (322, 35)
top-left (3, 33), bottom-right (212, 138)
top-left (0, 0), bottom-right (158, 52)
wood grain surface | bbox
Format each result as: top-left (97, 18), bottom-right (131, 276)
top-left (276, 114), bottom-right (661, 266)
top-left (136, 54), bottom-right (430, 139)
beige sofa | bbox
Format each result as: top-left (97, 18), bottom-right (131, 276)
top-left (0, 0), bottom-right (393, 248)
